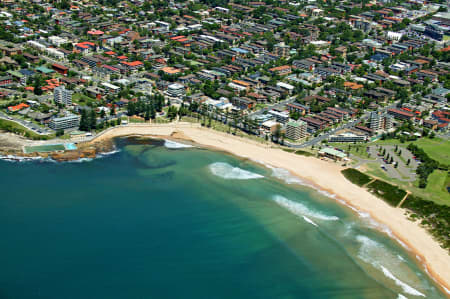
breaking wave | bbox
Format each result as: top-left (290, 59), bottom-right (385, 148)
top-left (164, 140), bottom-right (193, 149)
top-left (381, 266), bottom-right (425, 297)
top-left (303, 216), bottom-right (318, 227)
top-left (269, 166), bottom-right (306, 185)
top-left (272, 195), bottom-right (339, 221)
top-left (356, 235), bottom-right (425, 297)
top-left (0, 155), bottom-right (47, 162)
top-left (209, 162), bottom-right (264, 180)
top-left (97, 149), bottom-right (121, 157)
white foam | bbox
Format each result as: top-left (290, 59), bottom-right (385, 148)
top-left (164, 139), bottom-right (193, 149)
top-left (98, 149), bottom-right (121, 157)
top-left (356, 235), bottom-right (425, 297)
top-left (272, 195), bottom-right (339, 221)
top-left (381, 266), bottom-right (425, 297)
top-left (209, 162), bottom-right (264, 180)
top-left (303, 216), bottom-right (318, 227)
top-left (67, 158), bottom-right (93, 163)
top-left (443, 286), bottom-right (450, 294)
top-left (0, 155), bottom-right (44, 162)
top-left (357, 211), bottom-right (411, 251)
top-left (397, 294), bottom-right (408, 299)
top-left (269, 166), bottom-right (306, 185)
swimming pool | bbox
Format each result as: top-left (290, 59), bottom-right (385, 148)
top-left (64, 143), bottom-right (77, 150)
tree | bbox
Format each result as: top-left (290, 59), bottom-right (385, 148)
top-left (89, 110), bottom-right (97, 130)
top-left (79, 110), bottom-right (89, 131)
top-left (273, 124), bottom-right (281, 142)
top-left (144, 107), bottom-right (150, 121)
top-left (150, 105), bottom-right (156, 120)
top-left (56, 129), bottom-right (64, 137)
top-left (406, 158), bottom-right (410, 166)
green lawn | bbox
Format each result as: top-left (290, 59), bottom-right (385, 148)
top-left (341, 168), bottom-right (372, 186)
top-left (72, 93), bottom-right (97, 105)
top-left (413, 138), bottom-right (450, 166)
top-left (366, 179), bottom-right (407, 206)
top-left (424, 170), bottom-right (450, 204)
top-left (329, 142), bottom-right (375, 160)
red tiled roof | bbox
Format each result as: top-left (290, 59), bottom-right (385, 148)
top-left (8, 103), bottom-right (29, 112)
top-left (122, 61), bottom-right (143, 67)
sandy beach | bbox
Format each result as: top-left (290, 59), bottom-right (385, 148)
top-left (2, 123), bottom-right (450, 294)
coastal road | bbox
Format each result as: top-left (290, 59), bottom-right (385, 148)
top-left (0, 112), bottom-right (52, 135)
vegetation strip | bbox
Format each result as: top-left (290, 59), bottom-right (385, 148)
top-left (342, 168), bottom-right (450, 252)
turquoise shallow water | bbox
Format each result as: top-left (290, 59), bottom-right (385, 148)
top-left (0, 137), bottom-right (446, 299)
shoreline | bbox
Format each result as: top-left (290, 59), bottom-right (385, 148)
top-left (1, 123), bottom-right (449, 295)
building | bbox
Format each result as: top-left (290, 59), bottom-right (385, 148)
top-left (329, 132), bottom-right (367, 142)
top-left (121, 61), bottom-right (143, 72)
top-left (369, 111), bottom-right (382, 130)
top-left (52, 64), bottom-right (69, 76)
top-left (261, 120), bottom-right (279, 133)
top-left (287, 103), bottom-right (309, 115)
top-left (318, 147), bottom-right (347, 161)
top-left (0, 75), bottom-right (13, 87)
top-left (49, 114), bottom-right (80, 130)
top-left (268, 110), bottom-right (289, 124)
top-left (268, 65), bottom-right (292, 76)
top-left (166, 83), bottom-right (185, 98)
top-left (285, 120), bottom-right (307, 140)
top-left (100, 82), bottom-right (121, 94)
top-left (54, 86), bottom-right (73, 106)
top-left (300, 117), bottom-right (326, 132)
top-left (7, 103), bottom-right (29, 113)
top-left (370, 112), bottom-right (393, 131)
top-left (274, 42), bottom-right (290, 58)
top-left (387, 108), bottom-right (414, 121)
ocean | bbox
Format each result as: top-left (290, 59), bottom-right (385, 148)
top-left (0, 137), bottom-right (446, 298)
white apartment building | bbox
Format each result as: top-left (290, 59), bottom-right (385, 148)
top-left (49, 114), bottom-right (80, 130)
top-left (329, 132), bottom-right (367, 142)
top-left (54, 85), bottom-right (73, 106)
top-left (166, 83), bottom-right (185, 98)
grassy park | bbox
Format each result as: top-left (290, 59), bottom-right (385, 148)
top-left (0, 119), bottom-right (51, 140)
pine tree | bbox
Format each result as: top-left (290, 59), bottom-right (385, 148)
top-left (89, 110), bottom-right (97, 130)
top-left (144, 104), bottom-right (150, 121)
top-left (79, 110), bottom-right (88, 131)
top-left (150, 104), bottom-right (156, 120)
